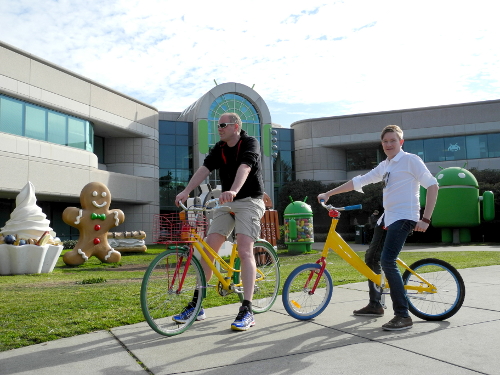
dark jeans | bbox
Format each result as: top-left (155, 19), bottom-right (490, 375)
top-left (364, 219), bottom-right (416, 317)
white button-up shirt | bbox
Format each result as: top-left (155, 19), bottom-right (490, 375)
top-left (352, 150), bottom-right (437, 227)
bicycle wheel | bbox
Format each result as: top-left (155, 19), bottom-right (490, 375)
top-left (282, 263), bottom-right (333, 320)
top-left (234, 240), bottom-right (280, 313)
top-left (402, 258), bottom-right (465, 321)
top-left (140, 247), bottom-right (206, 336)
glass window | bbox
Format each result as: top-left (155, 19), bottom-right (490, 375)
top-left (175, 121), bottom-right (189, 135)
top-left (0, 93), bottom-right (94, 152)
top-left (68, 118), bottom-right (86, 149)
top-left (423, 138), bottom-right (445, 162)
top-left (403, 139), bottom-right (424, 158)
top-left (160, 133), bottom-right (175, 145)
top-left (0, 96), bottom-right (23, 135)
top-left (176, 135), bottom-right (189, 146)
top-left (25, 104), bottom-right (46, 141)
top-left (466, 134), bottom-right (488, 159)
top-left (159, 120), bottom-right (176, 134)
top-left (444, 136), bottom-right (466, 161)
top-left (160, 145), bottom-right (176, 169)
top-left (86, 121), bottom-right (93, 152)
top-left (488, 133), bottom-right (500, 158)
top-left (280, 152), bottom-right (292, 167)
top-left (94, 136), bottom-right (104, 164)
top-left (278, 140), bottom-right (292, 151)
top-left (346, 148), bottom-right (378, 171)
top-left (277, 128), bottom-right (292, 142)
top-left (175, 145), bottom-right (190, 169)
top-left (47, 111), bottom-right (67, 145)
top-left (208, 93), bottom-right (260, 147)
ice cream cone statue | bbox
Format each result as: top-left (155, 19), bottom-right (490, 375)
top-left (62, 182), bottom-right (125, 266)
top-left (0, 181), bottom-right (63, 275)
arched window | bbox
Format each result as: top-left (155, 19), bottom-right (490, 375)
top-left (207, 93), bottom-right (260, 146)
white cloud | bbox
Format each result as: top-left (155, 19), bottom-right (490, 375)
top-left (1, 0), bottom-right (500, 126)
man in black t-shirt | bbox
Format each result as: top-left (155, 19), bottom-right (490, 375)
top-left (175, 112), bottom-right (265, 331)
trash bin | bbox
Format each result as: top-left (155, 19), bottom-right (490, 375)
top-left (284, 196), bottom-right (314, 254)
top-left (355, 225), bottom-right (365, 244)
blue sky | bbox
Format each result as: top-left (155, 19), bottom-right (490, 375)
top-left (1, 0), bottom-right (500, 127)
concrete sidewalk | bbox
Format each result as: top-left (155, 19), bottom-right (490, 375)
top-left (1, 262), bottom-right (500, 374)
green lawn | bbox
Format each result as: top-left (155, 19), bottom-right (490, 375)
top-left (1, 245), bottom-right (499, 352)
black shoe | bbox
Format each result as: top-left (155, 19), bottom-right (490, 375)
top-left (353, 304), bottom-right (384, 317)
top-left (382, 316), bottom-right (413, 331)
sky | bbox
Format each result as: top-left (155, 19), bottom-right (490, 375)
top-left (1, 0), bottom-right (500, 127)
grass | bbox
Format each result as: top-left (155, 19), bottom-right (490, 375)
top-left (1, 244), bottom-right (499, 352)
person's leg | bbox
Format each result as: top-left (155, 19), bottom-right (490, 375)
top-left (230, 198), bottom-right (264, 331)
top-left (380, 219), bottom-right (415, 319)
top-left (203, 232), bottom-right (226, 282)
top-left (365, 223), bottom-right (386, 306)
top-left (173, 210), bottom-right (234, 323)
top-left (353, 223), bottom-right (386, 316)
top-left (235, 233), bottom-right (257, 302)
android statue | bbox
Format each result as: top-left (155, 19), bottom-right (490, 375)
top-left (420, 166), bottom-right (495, 244)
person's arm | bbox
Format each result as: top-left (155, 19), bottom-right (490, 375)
top-left (415, 183), bottom-right (439, 232)
top-left (317, 180), bottom-right (355, 203)
top-left (174, 166), bottom-right (211, 206)
top-left (219, 164), bottom-right (251, 204)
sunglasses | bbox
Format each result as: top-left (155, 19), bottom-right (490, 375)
top-left (218, 122), bottom-right (236, 129)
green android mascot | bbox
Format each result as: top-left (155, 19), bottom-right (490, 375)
top-left (421, 166), bottom-right (495, 244)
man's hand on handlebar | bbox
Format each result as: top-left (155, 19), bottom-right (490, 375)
top-left (175, 191), bottom-right (189, 207)
top-left (219, 191), bottom-right (237, 205)
top-left (317, 193), bottom-right (329, 204)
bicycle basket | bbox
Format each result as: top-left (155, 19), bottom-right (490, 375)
top-left (153, 213), bottom-right (207, 244)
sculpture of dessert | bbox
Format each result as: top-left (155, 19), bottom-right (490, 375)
top-left (0, 182), bottom-right (63, 275)
top-left (108, 231), bottom-right (147, 252)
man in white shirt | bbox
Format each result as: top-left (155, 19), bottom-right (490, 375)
top-left (318, 125), bottom-right (438, 331)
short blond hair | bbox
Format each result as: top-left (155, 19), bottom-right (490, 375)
top-left (381, 125), bottom-right (403, 140)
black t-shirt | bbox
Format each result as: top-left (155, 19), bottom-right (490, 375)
top-left (203, 130), bottom-right (264, 200)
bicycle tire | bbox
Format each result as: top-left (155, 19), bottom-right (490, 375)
top-left (234, 240), bottom-right (280, 314)
top-left (402, 258), bottom-right (465, 321)
top-left (282, 263), bottom-right (333, 320)
top-left (140, 247), bottom-right (206, 336)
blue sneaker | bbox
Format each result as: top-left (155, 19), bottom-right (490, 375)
top-left (231, 306), bottom-right (255, 331)
top-left (172, 306), bottom-right (206, 323)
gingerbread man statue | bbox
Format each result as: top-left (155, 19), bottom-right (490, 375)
top-left (62, 182), bottom-right (125, 266)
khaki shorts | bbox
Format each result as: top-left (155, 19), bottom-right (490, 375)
top-left (207, 197), bottom-right (265, 241)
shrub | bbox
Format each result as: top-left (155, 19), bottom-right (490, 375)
top-left (63, 240), bottom-right (78, 249)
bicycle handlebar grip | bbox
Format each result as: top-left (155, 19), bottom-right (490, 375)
top-left (343, 204), bottom-right (362, 211)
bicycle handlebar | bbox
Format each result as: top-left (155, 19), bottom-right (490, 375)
top-left (320, 200), bottom-right (362, 211)
top-left (178, 198), bottom-right (223, 212)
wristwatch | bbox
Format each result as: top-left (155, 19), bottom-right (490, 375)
top-left (421, 217), bottom-right (431, 224)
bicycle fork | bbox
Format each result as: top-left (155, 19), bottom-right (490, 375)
top-left (303, 257), bottom-right (328, 295)
top-left (170, 249), bottom-right (195, 294)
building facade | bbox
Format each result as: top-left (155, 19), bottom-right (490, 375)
top-left (0, 41), bottom-right (159, 240)
top-left (291, 101), bottom-right (500, 182)
top-left (0, 41), bottom-right (293, 241)
top-left (3, 38), bottom-right (499, 243)
top-left (159, 83), bottom-right (278, 212)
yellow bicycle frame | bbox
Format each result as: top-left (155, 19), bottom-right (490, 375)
top-left (322, 214), bottom-right (437, 294)
top-left (185, 231), bottom-right (269, 294)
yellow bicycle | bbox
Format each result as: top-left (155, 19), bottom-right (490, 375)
top-left (141, 199), bottom-right (280, 336)
top-left (282, 202), bottom-right (465, 321)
